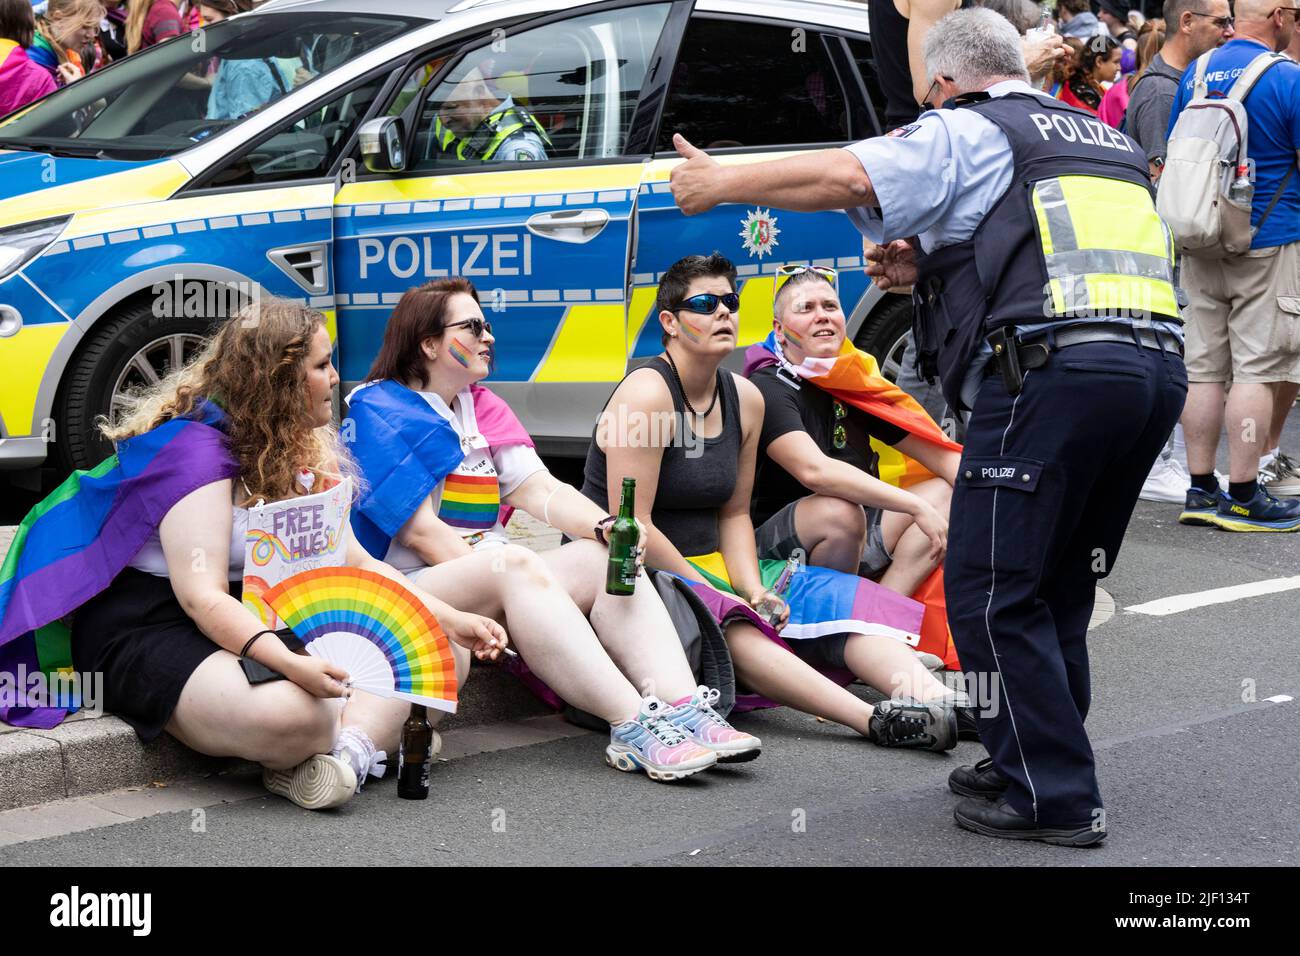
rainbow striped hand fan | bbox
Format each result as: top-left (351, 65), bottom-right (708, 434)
top-left (261, 567), bottom-right (458, 713)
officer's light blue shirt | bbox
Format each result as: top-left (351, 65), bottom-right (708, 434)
top-left (842, 79), bottom-right (1182, 410)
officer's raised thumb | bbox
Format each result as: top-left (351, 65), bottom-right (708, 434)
top-left (673, 133), bottom-right (703, 159)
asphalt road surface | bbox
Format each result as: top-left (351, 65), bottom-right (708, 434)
top-left (2, 492), bottom-right (1296, 867)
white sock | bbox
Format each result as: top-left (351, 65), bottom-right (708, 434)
top-left (1260, 447), bottom-right (1279, 470)
top-left (1171, 424), bottom-right (1188, 468)
top-left (331, 726), bottom-right (387, 791)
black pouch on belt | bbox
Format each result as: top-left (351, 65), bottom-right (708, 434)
top-left (988, 326), bottom-right (1024, 396)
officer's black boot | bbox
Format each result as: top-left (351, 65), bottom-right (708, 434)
top-left (953, 796), bottom-right (1107, 847)
top-left (948, 757), bottom-right (1009, 798)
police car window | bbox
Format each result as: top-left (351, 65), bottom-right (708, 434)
top-left (0, 13), bottom-right (416, 159)
top-left (403, 3), bottom-right (671, 170)
top-left (204, 75), bottom-right (390, 188)
top-left (846, 40), bottom-right (891, 137)
top-left (656, 17), bottom-right (850, 151)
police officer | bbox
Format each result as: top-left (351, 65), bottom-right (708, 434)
top-left (432, 65), bottom-right (551, 163)
top-left (670, 7), bottom-right (1186, 846)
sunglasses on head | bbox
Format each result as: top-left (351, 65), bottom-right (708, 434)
top-left (670, 292), bottom-right (740, 315)
top-left (773, 263), bottom-right (839, 299)
top-left (445, 317), bottom-right (493, 338)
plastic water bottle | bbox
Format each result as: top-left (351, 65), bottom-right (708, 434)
top-left (1229, 164), bottom-right (1254, 205)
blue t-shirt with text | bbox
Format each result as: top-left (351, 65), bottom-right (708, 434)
top-left (1167, 38), bottom-right (1300, 249)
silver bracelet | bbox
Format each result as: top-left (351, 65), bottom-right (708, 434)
top-left (542, 485), bottom-right (562, 527)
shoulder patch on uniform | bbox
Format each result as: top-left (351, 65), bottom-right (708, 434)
top-left (886, 124), bottom-right (921, 139)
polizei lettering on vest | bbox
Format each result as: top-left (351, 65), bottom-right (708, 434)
top-left (1029, 113), bottom-right (1133, 152)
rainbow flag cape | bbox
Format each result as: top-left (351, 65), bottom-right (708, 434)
top-left (670, 555), bottom-right (921, 713)
top-left (686, 552), bottom-right (922, 645)
top-left (743, 332), bottom-right (962, 669)
top-left (0, 402), bottom-right (240, 728)
top-left (344, 380), bottom-right (533, 559)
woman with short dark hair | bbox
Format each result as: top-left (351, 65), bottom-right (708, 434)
top-left (580, 253), bottom-right (963, 751)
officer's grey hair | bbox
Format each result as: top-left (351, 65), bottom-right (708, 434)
top-left (922, 8), bottom-right (1030, 91)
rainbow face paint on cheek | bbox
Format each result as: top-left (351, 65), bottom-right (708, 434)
top-left (679, 317), bottom-right (706, 343)
top-left (783, 327), bottom-right (805, 350)
top-left (449, 338), bottom-right (474, 368)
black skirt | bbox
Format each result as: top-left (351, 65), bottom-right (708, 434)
top-left (71, 568), bottom-right (299, 743)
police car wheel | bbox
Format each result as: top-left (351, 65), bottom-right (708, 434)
top-left (55, 301), bottom-right (215, 473)
top-left (852, 295), bottom-right (913, 384)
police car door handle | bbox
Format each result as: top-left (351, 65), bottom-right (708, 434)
top-left (526, 209), bottom-right (610, 244)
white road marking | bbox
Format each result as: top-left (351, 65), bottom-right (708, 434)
top-left (1264, 695), bottom-right (1294, 704)
top-left (1124, 575), bottom-right (1300, 616)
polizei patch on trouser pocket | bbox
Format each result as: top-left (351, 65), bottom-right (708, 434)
top-left (959, 457), bottom-right (1044, 492)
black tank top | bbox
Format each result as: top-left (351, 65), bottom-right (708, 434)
top-left (869, 0), bottom-right (972, 130)
top-left (580, 357), bottom-right (742, 557)
top-left (869, 0), bottom-right (919, 129)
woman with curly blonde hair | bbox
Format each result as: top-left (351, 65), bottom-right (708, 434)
top-left (25, 298), bottom-right (508, 809)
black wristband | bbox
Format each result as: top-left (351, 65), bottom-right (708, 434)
top-left (594, 515), bottom-right (615, 545)
top-left (240, 629), bottom-right (277, 659)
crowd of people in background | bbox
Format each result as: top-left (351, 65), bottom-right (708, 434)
top-left (0, 0), bottom-right (242, 114)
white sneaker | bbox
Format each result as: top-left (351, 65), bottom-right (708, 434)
top-left (1264, 452), bottom-right (1300, 496)
top-left (1140, 454), bottom-right (1189, 503)
top-left (263, 753), bottom-right (357, 810)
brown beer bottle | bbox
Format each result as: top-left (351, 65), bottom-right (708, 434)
top-left (397, 704), bottom-right (432, 800)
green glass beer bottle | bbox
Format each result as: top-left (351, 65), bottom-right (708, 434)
top-left (606, 477), bottom-right (639, 596)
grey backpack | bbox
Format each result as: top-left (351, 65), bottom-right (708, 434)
top-left (1157, 50), bottom-right (1294, 258)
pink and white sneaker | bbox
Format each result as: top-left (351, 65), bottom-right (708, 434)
top-left (664, 686), bottom-right (762, 763)
top-left (606, 696), bottom-right (718, 782)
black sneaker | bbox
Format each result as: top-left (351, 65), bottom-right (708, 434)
top-left (1178, 486), bottom-right (1222, 526)
top-left (955, 705), bottom-right (981, 742)
top-left (948, 757), bottom-right (1009, 798)
top-left (867, 698), bottom-right (957, 752)
top-left (954, 796), bottom-right (1106, 847)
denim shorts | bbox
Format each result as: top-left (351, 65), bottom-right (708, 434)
top-left (753, 496), bottom-right (893, 579)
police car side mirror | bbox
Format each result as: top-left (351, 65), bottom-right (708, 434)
top-left (358, 117), bottom-right (406, 174)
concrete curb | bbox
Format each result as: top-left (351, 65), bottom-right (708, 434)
top-left (0, 664), bottom-right (553, 812)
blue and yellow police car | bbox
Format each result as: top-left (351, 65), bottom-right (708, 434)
top-left (0, 0), bottom-right (910, 474)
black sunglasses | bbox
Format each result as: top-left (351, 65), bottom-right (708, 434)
top-left (670, 292), bottom-right (740, 315)
top-left (1189, 11), bottom-right (1234, 28)
top-left (445, 317), bottom-right (493, 338)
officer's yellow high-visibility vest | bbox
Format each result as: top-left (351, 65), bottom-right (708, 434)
top-left (431, 103), bottom-right (551, 162)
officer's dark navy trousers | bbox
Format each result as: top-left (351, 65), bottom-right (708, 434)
top-left (945, 339), bottom-right (1187, 825)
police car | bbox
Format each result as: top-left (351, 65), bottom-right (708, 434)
top-left (0, 0), bottom-right (911, 473)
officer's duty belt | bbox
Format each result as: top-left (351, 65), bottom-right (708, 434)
top-left (986, 322), bottom-right (1184, 395)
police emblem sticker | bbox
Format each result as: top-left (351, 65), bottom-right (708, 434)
top-left (886, 124), bottom-right (921, 138)
top-left (739, 207), bottom-right (781, 259)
